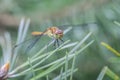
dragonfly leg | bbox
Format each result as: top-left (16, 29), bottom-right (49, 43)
top-left (56, 39), bottom-right (59, 47)
top-left (53, 39), bottom-right (57, 47)
top-left (59, 38), bottom-right (64, 43)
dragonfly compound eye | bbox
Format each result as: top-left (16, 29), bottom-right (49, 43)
top-left (54, 30), bottom-right (63, 39)
top-left (55, 29), bottom-right (63, 34)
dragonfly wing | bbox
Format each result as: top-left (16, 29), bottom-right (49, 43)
top-left (14, 37), bottom-right (36, 48)
top-left (25, 35), bottom-right (42, 53)
top-left (57, 22), bottom-right (97, 28)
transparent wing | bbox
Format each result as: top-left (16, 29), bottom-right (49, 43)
top-left (25, 35), bottom-right (43, 53)
top-left (57, 22), bottom-right (97, 28)
top-left (14, 37), bottom-right (35, 48)
top-left (13, 34), bottom-right (43, 54)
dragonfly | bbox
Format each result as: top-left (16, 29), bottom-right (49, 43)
top-left (14, 22), bottom-right (97, 52)
top-left (31, 27), bottom-right (64, 46)
top-left (15, 26), bottom-right (64, 52)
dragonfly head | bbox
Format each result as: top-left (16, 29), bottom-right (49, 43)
top-left (55, 29), bottom-right (63, 39)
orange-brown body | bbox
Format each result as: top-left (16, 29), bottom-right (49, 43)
top-left (15, 27), bottom-right (64, 51)
top-left (31, 27), bottom-right (63, 39)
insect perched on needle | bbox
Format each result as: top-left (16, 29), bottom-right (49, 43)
top-left (31, 27), bottom-right (64, 46)
top-left (15, 27), bottom-right (64, 52)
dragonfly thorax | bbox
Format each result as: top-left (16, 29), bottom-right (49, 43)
top-left (46, 27), bottom-right (63, 39)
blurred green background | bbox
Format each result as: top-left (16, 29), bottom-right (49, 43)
top-left (0, 0), bottom-right (120, 80)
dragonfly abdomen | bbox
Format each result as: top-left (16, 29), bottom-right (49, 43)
top-left (31, 31), bottom-right (44, 36)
